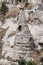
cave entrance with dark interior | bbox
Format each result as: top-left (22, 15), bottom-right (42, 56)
top-left (20, 0), bottom-right (21, 2)
top-left (18, 25), bottom-right (22, 31)
top-left (19, 0), bottom-right (21, 2)
top-left (38, 43), bottom-right (43, 48)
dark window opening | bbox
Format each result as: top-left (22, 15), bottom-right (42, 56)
top-left (29, 37), bottom-right (33, 41)
top-left (38, 43), bottom-right (43, 47)
top-left (18, 25), bottom-right (22, 31)
top-left (19, 0), bottom-right (21, 2)
top-left (6, 2), bottom-right (9, 4)
top-left (29, 37), bottom-right (35, 49)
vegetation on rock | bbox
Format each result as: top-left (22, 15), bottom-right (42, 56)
top-left (0, 1), bottom-right (8, 16)
top-left (18, 58), bottom-right (26, 65)
top-left (27, 61), bottom-right (36, 65)
top-left (0, 1), bottom-right (8, 23)
top-left (18, 58), bottom-right (36, 65)
top-left (41, 62), bottom-right (43, 65)
top-left (25, 2), bottom-right (29, 7)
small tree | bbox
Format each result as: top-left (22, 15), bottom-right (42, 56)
top-left (27, 61), bottom-right (36, 65)
top-left (25, 2), bottom-right (29, 7)
top-left (0, 1), bottom-right (8, 23)
top-left (18, 58), bottom-right (26, 65)
top-left (41, 62), bottom-right (43, 65)
top-left (0, 1), bottom-right (8, 16)
top-left (40, 57), bottom-right (43, 62)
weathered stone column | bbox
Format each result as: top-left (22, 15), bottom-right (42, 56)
top-left (14, 10), bottom-right (35, 61)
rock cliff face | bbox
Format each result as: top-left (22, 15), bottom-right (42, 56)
top-left (28, 0), bottom-right (41, 3)
top-left (14, 10), bottom-right (35, 61)
top-left (0, 1), bottom-right (43, 64)
top-left (0, 0), bottom-right (42, 4)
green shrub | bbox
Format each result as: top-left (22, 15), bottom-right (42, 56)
top-left (41, 48), bottom-right (43, 51)
top-left (0, 1), bottom-right (8, 16)
top-left (27, 61), bottom-right (36, 65)
top-left (41, 62), bottom-right (43, 65)
top-left (40, 57), bottom-right (43, 62)
top-left (18, 58), bottom-right (26, 65)
top-left (25, 2), bottom-right (28, 7)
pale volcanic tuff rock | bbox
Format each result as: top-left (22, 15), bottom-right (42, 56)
top-left (0, 7), bottom-right (43, 65)
top-left (0, 0), bottom-right (41, 4)
top-left (14, 10), bottom-right (35, 61)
